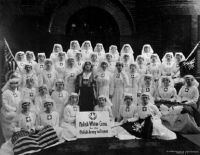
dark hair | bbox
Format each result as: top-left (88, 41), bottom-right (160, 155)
top-left (82, 61), bottom-right (93, 72)
top-left (116, 62), bottom-right (124, 67)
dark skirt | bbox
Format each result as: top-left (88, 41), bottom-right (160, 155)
top-left (79, 87), bottom-right (95, 111)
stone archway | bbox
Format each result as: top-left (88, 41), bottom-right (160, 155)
top-left (65, 7), bottom-right (120, 50)
top-left (49, 0), bottom-right (135, 48)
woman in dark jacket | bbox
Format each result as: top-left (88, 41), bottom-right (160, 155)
top-left (75, 61), bottom-right (97, 111)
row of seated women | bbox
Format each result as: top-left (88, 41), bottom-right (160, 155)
top-left (1, 71), bottom-right (199, 142)
top-left (1, 77), bottom-right (177, 142)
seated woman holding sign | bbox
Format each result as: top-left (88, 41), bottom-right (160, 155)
top-left (161, 75), bottom-right (200, 133)
top-left (61, 93), bottom-right (80, 138)
top-left (94, 95), bottom-right (113, 121)
top-left (13, 98), bottom-right (37, 133)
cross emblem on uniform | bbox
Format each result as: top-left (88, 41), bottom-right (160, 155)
top-left (142, 107), bottom-right (147, 112)
top-left (47, 115), bottom-right (52, 120)
top-left (59, 93), bottom-right (63, 97)
top-left (30, 92), bottom-right (33, 97)
top-left (164, 88), bottom-right (168, 92)
top-left (26, 117), bottom-right (31, 122)
top-left (146, 88), bottom-right (150, 92)
top-left (13, 93), bottom-right (18, 97)
top-left (60, 63), bottom-right (63, 66)
top-left (116, 74), bottom-right (120, 78)
top-left (73, 106), bottom-right (78, 111)
top-left (185, 88), bottom-right (189, 92)
top-left (71, 73), bottom-right (75, 77)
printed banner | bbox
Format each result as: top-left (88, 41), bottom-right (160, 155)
top-left (76, 111), bottom-right (111, 138)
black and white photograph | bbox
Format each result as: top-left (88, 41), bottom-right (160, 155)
top-left (0, 0), bottom-right (200, 155)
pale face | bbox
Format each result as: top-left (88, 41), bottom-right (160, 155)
top-left (54, 45), bottom-right (61, 53)
top-left (96, 44), bottom-right (102, 52)
top-left (116, 63), bottom-right (123, 72)
top-left (151, 55), bottom-right (157, 63)
top-left (101, 62), bottom-right (108, 71)
top-left (45, 61), bottom-right (52, 70)
top-left (76, 53), bottom-right (82, 60)
top-left (71, 42), bottom-right (79, 50)
top-left (175, 54), bottom-right (182, 62)
top-left (124, 46), bottom-right (130, 53)
top-left (144, 77), bottom-right (152, 85)
top-left (44, 102), bottom-right (53, 112)
top-left (111, 46), bottom-right (117, 53)
top-left (26, 53), bottom-right (33, 61)
top-left (84, 42), bottom-right (90, 50)
top-left (22, 102), bottom-right (30, 113)
top-left (39, 86), bottom-right (48, 96)
top-left (166, 54), bottom-right (172, 62)
top-left (91, 54), bottom-right (97, 62)
top-left (106, 55), bottom-right (112, 61)
top-left (163, 78), bottom-right (170, 87)
top-left (141, 95), bottom-right (149, 105)
top-left (137, 57), bottom-right (144, 65)
top-left (130, 64), bottom-right (136, 72)
top-left (56, 82), bottom-right (64, 91)
top-left (71, 96), bottom-right (78, 105)
top-left (68, 58), bottom-right (75, 66)
top-left (124, 55), bottom-right (130, 62)
top-left (38, 55), bottom-right (45, 62)
top-left (10, 81), bottom-right (19, 90)
top-left (98, 97), bottom-right (106, 107)
top-left (144, 46), bottom-right (150, 53)
top-left (84, 62), bottom-right (92, 71)
top-left (25, 65), bottom-right (32, 73)
top-left (125, 97), bottom-right (132, 106)
top-left (185, 77), bottom-right (193, 87)
top-left (17, 53), bottom-right (24, 61)
top-left (58, 53), bottom-right (65, 61)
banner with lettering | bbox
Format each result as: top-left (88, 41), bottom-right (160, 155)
top-left (76, 111), bottom-right (112, 138)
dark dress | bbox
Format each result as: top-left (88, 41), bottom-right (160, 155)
top-left (75, 72), bottom-right (97, 111)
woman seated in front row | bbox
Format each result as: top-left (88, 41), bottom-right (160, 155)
top-left (119, 92), bottom-right (176, 140)
top-left (161, 74), bottom-right (200, 133)
top-left (61, 93), bottom-right (80, 138)
top-left (94, 95), bottom-right (113, 121)
top-left (156, 76), bottom-right (177, 104)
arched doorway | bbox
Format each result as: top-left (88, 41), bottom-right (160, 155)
top-left (66, 7), bottom-right (120, 51)
top-left (49, 0), bottom-right (135, 51)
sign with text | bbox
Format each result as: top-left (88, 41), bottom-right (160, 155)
top-left (76, 111), bottom-right (111, 138)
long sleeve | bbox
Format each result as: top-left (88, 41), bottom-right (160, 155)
top-left (109, 75), bottom-right (114, 96)
top-left (54, 112), bottom-right (60, 127)
top-left (186, 87), bottom-right (199, 105)
top-left (121, 71), bottom-right (129, 87)
top-left (63, 107), bottom-right (75, 123)
top-left (2, 92), bottom-right (16, 112)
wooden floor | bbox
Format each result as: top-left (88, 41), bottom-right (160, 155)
top-left (33, 134), bottom-right (200, 155)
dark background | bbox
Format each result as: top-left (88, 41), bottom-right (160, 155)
top-left (0, 0), bottom-right (199, 58)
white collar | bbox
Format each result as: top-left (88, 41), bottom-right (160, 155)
top-left (83, 72), bottom-right (92, 79)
